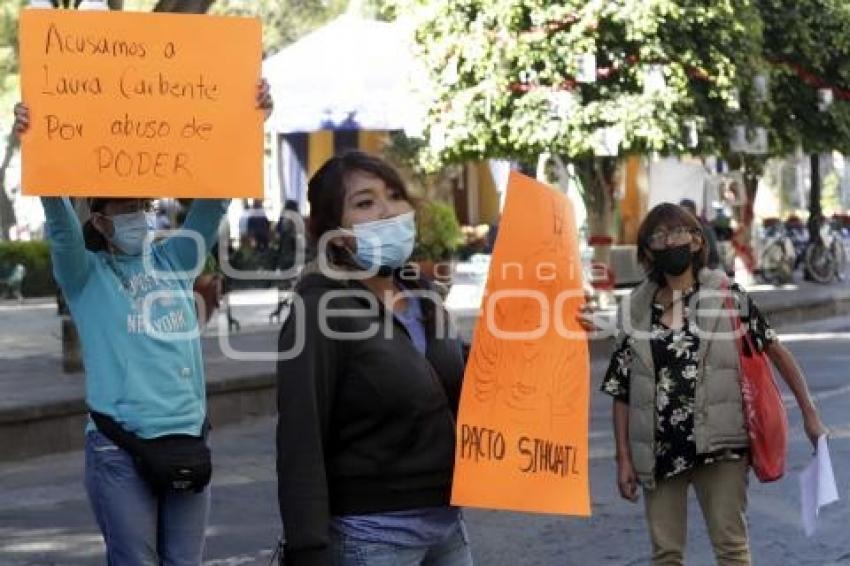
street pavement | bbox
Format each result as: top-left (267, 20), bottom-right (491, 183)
top-left (2, 314), bottom-right (850, 565)
top-left (0, 290), bottom-right (284, 420)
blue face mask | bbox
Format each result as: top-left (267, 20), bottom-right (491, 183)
top-left (349, 211), bottom-right (416, 270)
top-left (108, 211), bottom-right (154, 256)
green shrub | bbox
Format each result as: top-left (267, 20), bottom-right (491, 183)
top-left (413, 200), bottom-right (463, 261)
top-left (0, 240), bottom-right (55, 297)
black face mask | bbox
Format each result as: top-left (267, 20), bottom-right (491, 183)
top-left (653, 244), bottom-right (693, 276)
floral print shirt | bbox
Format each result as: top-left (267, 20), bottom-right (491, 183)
top-left (601, 283), bottom-right (778, 480)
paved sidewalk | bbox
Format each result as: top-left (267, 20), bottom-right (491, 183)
top-left (2, 278), bottom-right (850, 461)
top-left (0, 289), bottom-right (284, 460)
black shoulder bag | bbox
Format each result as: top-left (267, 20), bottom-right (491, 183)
top-left (90, 411), bottom-right (212, 494)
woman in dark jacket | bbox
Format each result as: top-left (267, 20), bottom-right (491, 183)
top-left (276, 151), bottom-right (471, 566)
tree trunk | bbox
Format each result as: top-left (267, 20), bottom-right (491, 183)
top-left (807, 153), bottom-right (822, 245)
top-left (803, 153), bottom-right (822, 281)
top-left (734, 166), bottom-right (759, 275)
top-left (56, 0), bottom-right (123, 6)
top-left (724, 155), bottom-right (763, 277)
top-left (574, 157), bottom-right (618, 266)
top-left (0, 129), bottom-right (20, 242)
top-left (153, 0), bottom-right (215, 13)
top-left (57, 291), bottom-right (84, 373)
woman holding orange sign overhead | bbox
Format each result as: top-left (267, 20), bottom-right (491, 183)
top-left (12, 79), bottom-right (272, 565)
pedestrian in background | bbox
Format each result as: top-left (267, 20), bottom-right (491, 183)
top-left (679, 198), bottom-right (720, 270)
top-left (247, 199), bottom-right (271, 252)
top-left (274, 199), bottom-right (301, 270)
top-left (155, 206), bottom-right (173, 231)
top-left (276, 151), bottom-right (471, 566)
top-left (12, 80), bottom-right (273, 565)
top-left (601, 203), bottom-right (827, 565)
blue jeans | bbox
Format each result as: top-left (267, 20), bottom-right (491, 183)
top-left (331, 522), bottom-right (473, 566)
top-left (84, 430), bottom-right (211, 565)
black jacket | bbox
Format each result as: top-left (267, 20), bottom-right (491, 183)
top-left (276, 271), bottom-right (465, 566)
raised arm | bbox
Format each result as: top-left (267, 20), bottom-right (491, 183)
top-left (158, 79), bottom-right (273, 275)
top-left (15, 104), bottom-right (92, 297)
top-left (160, 198), bottom-right (230, 275)
top-left (41, 197), bottom-right (93, 298)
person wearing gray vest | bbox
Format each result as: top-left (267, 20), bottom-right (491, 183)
top-left (601, 203), bottom-right (827, 566)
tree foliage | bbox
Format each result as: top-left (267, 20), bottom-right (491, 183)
top-left (0, 1), bottom-right (27, 114)
top-left (415, 0), bottom-right (765, 169)
top-left (209, 0), bottom-right (348, 55)
top-left (367, 0), bottom-right (429, 21)
top-left (758, 0), bottom-right (850, 155)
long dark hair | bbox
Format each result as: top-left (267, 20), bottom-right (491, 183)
top-left (83, 198), bottom-right (111, 252)
top-left (306, 151), bottom-right (413, 265)
top-left (636, 203), bottom-right (709, 285)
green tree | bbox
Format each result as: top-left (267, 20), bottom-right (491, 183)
top-left (717, 1), bottom-right (850, 270)
top-left (366, 0), bottom-right (428, 21)
top-left (759, 0), bottom-right (850, 156)
top-left (0, 0), bottom-right (27, 240)
top-left (414, 0), bottom-right (764, 260)
top-left (757, 0), bottom-right (850, 242)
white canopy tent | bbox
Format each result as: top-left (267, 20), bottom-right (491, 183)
top-left (260, 14), bottom-right (509, 223)
top-left (262, 14), bottom-right (425, 135)
top-left (261, 14), bottom-right (426, 214)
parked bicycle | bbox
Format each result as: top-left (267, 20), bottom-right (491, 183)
top-left (785, 215), bottom-right (809, 271)
top-left (758, 218), bottom-right (797, 285)
top-left (804, 216), bottom-right (848, 283)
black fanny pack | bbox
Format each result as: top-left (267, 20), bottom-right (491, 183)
top-left (90, 411), bottom-right (212, 494)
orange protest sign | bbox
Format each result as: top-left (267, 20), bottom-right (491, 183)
top-left (451, 172), bottom-right (591, 516)
top-left (19, 9), bottom-right (263, 198)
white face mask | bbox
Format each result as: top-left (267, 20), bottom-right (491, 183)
top-left (347, 211), bottom-right (416, 270)
top-left (108, 211), bottom-right (154, 256)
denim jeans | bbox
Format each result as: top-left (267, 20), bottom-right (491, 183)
top-left (331, 521), bottom-right (473, 566)
top-left (84, 430), bottom-right (211, 566)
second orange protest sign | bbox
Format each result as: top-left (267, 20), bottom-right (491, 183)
top-left (451, 172), bottom-right (591, 516)
top-left (19, 9), bottom-right (263, 198)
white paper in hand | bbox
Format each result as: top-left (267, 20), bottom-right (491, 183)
top-left (800, 435), bottom-right (839, 536)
